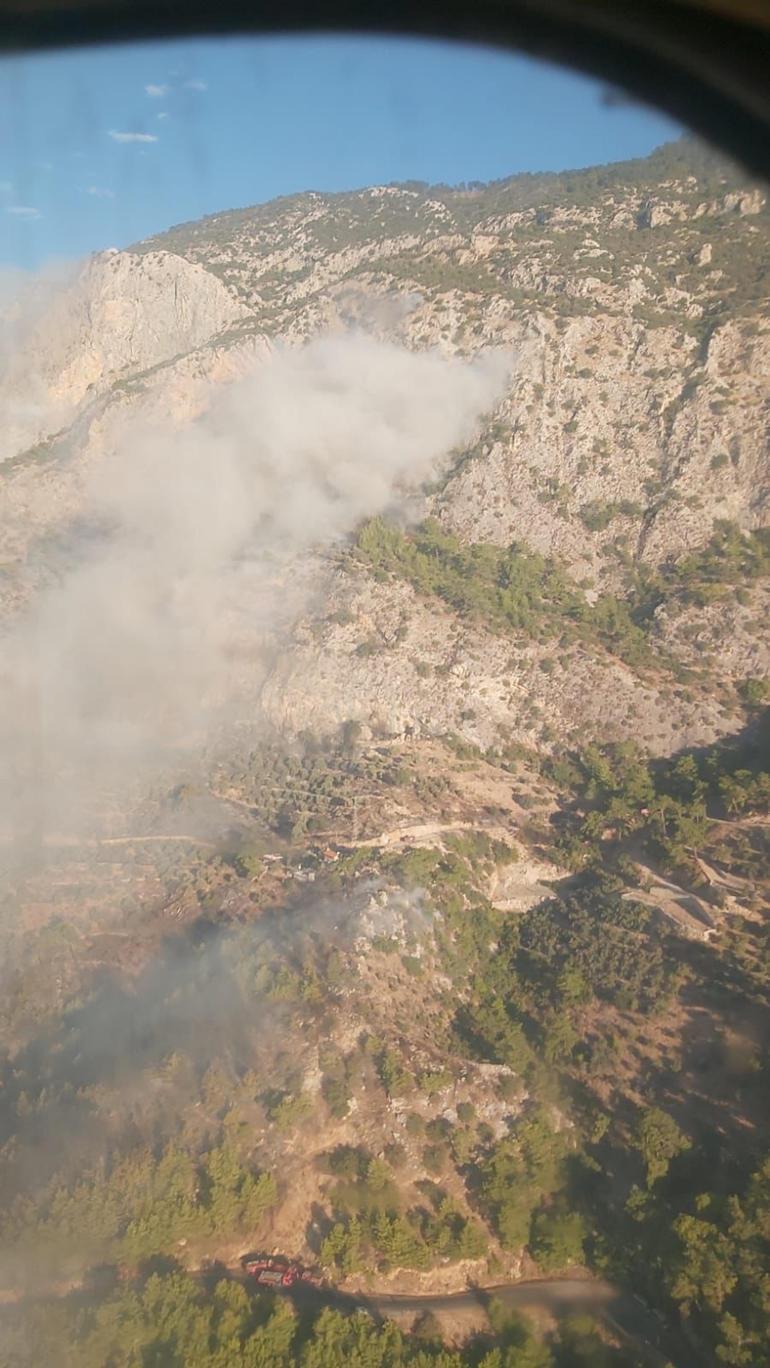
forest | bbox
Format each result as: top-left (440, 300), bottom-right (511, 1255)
top-left (1, 706), bottom-right (768, 1364)
top-left (354, 515), bottom-right (770, 675)
top-left (4, 1269), bottom-right (646, 1368)
top-left (1, 505), bottom-right (768, 1365)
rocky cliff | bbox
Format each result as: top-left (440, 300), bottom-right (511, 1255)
top-left (1, 137), bottom-right (768, 760)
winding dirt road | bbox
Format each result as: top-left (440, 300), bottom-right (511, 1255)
top-left (0, 1265), bottom-right (694, 1366)
top-left (217, 1269), bottom-right (689, 1367)
top-left (328, 1276), bottom-right (688, 1367)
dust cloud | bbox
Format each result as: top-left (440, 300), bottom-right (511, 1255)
top-left (0, 331), bottom-right (510, 843)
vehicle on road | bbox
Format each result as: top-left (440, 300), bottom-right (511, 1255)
top-left (241, 1255), bottom-right (323, 1290)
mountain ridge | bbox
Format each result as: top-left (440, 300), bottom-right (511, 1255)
top-left (1, 136), bottom-right (770, 1368)
top-left (1, 138), bottom-right (768, 761)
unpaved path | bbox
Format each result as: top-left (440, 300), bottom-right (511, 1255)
top-left (355, 819), bottom-right (512, 850)
top-left (0, 1268), bottom-right (693, 1367)
top-left (42, 833), bottom-right (218, 849)
top-left (312, 1275), bottom-right (689, 1367)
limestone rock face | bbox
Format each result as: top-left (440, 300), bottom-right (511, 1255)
top-left (258, 571), bottom-right (740, 758)
top-left (0, 249), bottom-right (248, 462)
top-left (48, 250), bottom-right (248, 400)
top-left (0, 139), bottom-right (767, 758)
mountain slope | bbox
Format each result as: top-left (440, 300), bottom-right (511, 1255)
top-left (1, 140), bottom-right (770, 1368)
top-left (1, 139), bottom-right (768, 761)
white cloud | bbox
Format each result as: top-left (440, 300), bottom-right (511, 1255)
top-left (6, 205), bottom-right (41, 219)
top-left (157, 111), bottom-right (169, 121)
top-left (86, 186), bottom-right (116, 200)
top-left (108, 130), bottom-right (158, 144)
top-left (184, 78), bottom-right (208, 91)
top-left (0, 180), bottom-right (12, 196)
top-left (145, 83), bottom-right (170, 98)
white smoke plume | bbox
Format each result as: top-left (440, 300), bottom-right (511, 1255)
top-left (0, 332), bottom-right (509, 843)
top-left (0, 262), bottom-right (80, 461)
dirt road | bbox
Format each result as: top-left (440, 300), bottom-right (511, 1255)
top-left (0, 1265), bottom-right (693, 1366)
top-left (330, 1276), bottom-right (687, 1367)
top-left (217, 1269), bottom-right (687, 1367)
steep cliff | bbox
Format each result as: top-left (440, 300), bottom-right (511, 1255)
top-left (1, 137), bottom-right (768, 756)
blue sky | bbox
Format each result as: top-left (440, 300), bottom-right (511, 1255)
top-left (0, 35), bottom-right (680, 268)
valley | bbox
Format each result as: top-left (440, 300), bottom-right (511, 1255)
top-left (0, 137), bottom-right (769, 1367)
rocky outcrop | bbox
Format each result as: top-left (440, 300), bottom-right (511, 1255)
top-left (0, 249), bottom-right (248, 463)
top-left (259, 572), bottom-right (740, 757)
top-left (0, 140), bottom-right (767, 759)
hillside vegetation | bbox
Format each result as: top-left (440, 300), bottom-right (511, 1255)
top-left (0, 139), bottom-right (769, 1367)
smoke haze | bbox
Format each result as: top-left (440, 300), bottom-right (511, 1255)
top-left (0, 320), bottom-right (506, 1296)
top-left (0, 331), bottom-right (509, 842)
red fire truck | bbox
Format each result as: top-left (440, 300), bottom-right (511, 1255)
top-left (242, 1256), bottom-right (323, 1289)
